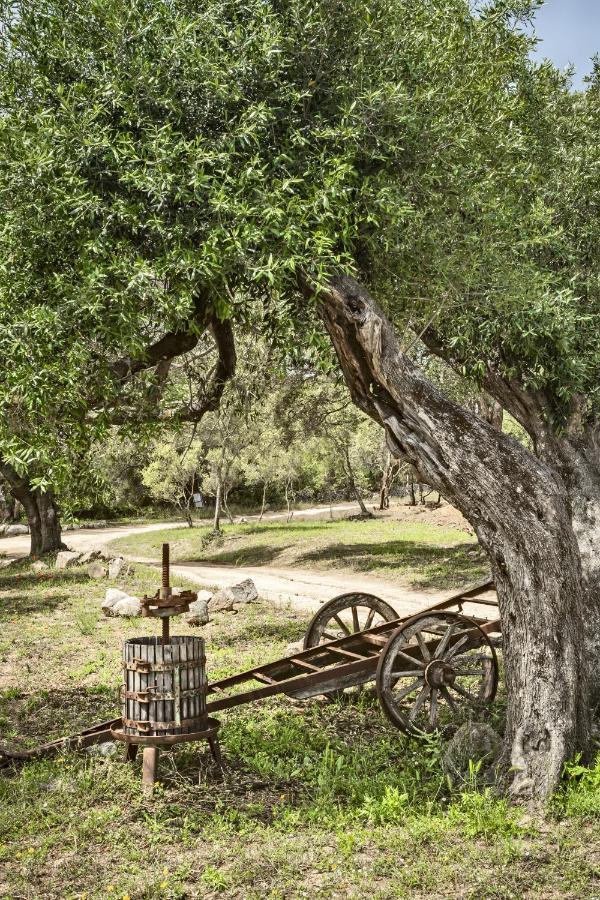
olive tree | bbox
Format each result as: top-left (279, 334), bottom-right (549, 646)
top-left (1, 0), bottom-right (598, 798)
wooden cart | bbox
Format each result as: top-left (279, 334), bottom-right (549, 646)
top-left (206, 579), bottom-right (500, 735)
top-left (0, 579), bottom-right (500, 768)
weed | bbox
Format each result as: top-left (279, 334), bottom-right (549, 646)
top-left (74, 607), bottom-right (98, 635)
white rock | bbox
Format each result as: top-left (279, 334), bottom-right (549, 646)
top-left (284, 640), bottom-right (304, 657)
top-left (55, 550), bottom-right (81, 570)
top-left (4, 524), bottom-right (29, 536)
top-left (85, 741), bottom-right (117, 757)
top-left (112, 596), bottom-right (142, 617)
top-left (101, 587), bottom-right (130, 615)
top-left (108, 557), bottom-right (125, 578)
top-left (185, 598), bottom-right (210, 626)
top-left (31, 560), bottom-right (49, 573)
top-left (230, 578), bottom-right (258, 604)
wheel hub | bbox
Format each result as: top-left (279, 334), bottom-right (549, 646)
top-left (424, 659), bottom-right (456, 688)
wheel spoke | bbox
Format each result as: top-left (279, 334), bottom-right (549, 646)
top-left (391, 678), bottom-right (423, 701)
top-left (322, 631), bottom-right (337, 642)
top-left (433, 623), bottom-right (456, 659)
top-left (391, 669), bottom-right (424, 677)
top-left (440, 686), bottom-right (457, 712)
top-left (332, 615), bottom-right (351, 636)
top-left (409, 685), bottom-right (431, 722)
top-left (364, 608), bottom-right (376, 630)
top-left (352, 606), bottom-right (360, 633)
top-left (394, 648), bottom-right (426, 669)
top-left (452, 667), bottom-right (485, 676)
top-left (416, 630), bottom-right (431, 662)
top-left (429, 688), bottom-right (438, 727)
top-left (445, 634), bottom-right (470, 660)
top-left (450, 681), bottom-right (477, 702)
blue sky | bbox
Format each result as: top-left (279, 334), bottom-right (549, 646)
top-left (532, 0), bottom-right (600, 89)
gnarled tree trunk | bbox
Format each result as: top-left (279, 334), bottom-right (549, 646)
top-left (0, 457), bottom-right (64, 555)
top-left (316, 273), bottom-right (589, 800)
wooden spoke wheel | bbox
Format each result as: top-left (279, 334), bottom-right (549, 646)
top-left (303, 592), bottom-right (399, 649)
top-left (376, 611), bottom-right (498, 736)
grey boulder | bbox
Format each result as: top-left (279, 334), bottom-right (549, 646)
top-left (209, 588), bottom-right (235, 612)
top-left (5, 524), bottom-right (29, 536)
top-left (185, 598), bottom-right (210, 627)
top-left (230, 578), bottom-right (258, 604)
top-left (108, 556), bottom-right (126, 578)
top-left (87, 561), bottom-right (108, 579)
top-left (101, 587), bottom-right (130, 615)
top-left (112, 596), bottom-right (142, 617)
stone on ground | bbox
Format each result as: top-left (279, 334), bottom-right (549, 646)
top-left (101, 587), bottom-right (130, 615)
top-left (112, 596), bottom-right (142, 617)
top-left (31, 560), bottom-right (49, 573)
top-left (108, 556), bottom-right (126, 578)
top-left (441, 722), bottom-right (502, 787)
top-left (230, 578), bottom-right (258, 604)
top-left (4, 524), bottom-right (29, 536)
top-left (185, 598), bottom-right (210, 627)
top-left (55, 550), bottom-right (81, 569)
top-left (87, 561), bottom-right (108, 579)
top-left (284, 640), bottom-right (304, 657)
top-left (209, 588), bottom-right (235, 612)
top-left (79, 549), bottom-right (103, 565)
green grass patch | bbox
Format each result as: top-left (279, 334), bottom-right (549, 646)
top-left (112, 517), bottom-right (489, 589)
top-left (1, 559), bottom-right (599, 898)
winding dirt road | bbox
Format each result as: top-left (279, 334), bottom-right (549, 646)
top-left (0, 505), bottom-right (455, 616)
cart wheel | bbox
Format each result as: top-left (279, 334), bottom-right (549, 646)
top-left (376, 611), bottom-right (498, 736)
top-left (303, 592), bottom-right (399, 649)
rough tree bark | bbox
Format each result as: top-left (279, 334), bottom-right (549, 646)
top-left (422, 334), bottom-right (600, 704)
top-left (341, 445), bottom-right (369, 515)
top-left (213, 477), bottom-right (222, 533)
top-left (315, 273), bottom-right (589, 800)
top-left (0, 479), bottom-right (16, 523)
top-left (0, 457), bottom-right (64, 555)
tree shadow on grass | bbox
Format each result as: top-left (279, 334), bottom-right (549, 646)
top-left (189, 543), bottom-right (292, 566)
top-left (296, 540), bottom-right (488, 588)
top-left (0, 684), bottom-right (118, 750)
top-left (208, 618), bottom-right (306, 650)
top-left (0, 570), bottom-right (89, 619)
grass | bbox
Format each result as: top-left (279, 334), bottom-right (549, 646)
top-left (1, 560), bottom-right (600, 898)
top-left (112, 517), bottom-right (489, 589)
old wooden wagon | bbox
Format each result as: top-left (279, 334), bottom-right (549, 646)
top-left (0, 578), bottom-right (501, 769)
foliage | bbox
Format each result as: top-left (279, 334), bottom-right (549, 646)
top-left (1, 0), bottom-right (593, 486)
top-left (141, 440), bottom-right (204, 526)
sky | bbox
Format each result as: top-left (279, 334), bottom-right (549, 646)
top-left (531, 0), bottom-right (600, 89)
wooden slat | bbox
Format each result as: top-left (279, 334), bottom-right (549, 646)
top-left (253, 672), bottom-right (276, 684)
top-left (290, 658), bottom-right (321, 671)
top-left (358, 633), bottom-right (388, 647)
top-left (328, 647), bottom-right (367, 660)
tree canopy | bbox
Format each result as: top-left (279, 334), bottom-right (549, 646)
top-left (2, 0), bottom-right (585, 472)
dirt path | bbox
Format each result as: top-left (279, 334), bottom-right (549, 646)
top-left (0, 502), bottom-right (459, 616)
top-left (131, 557), bottom-right (448, 615)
